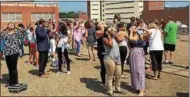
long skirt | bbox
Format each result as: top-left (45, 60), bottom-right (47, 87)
top-left (129, 47), bottom-right (145, 90)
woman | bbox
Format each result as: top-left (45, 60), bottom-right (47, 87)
top-left (56, 22), bottom-right (72, 74)
top-left (129, 20), bottom-right (151, 96)
top-left (1, 22), bottom-right (22, 87)
top-left (148, 23), bottom-right (164, 79)
top-left (34, 22), bottom-right (39, 67)
top-left (117, 22), bottom-right (129, 76)
top-left (85, 21), bottom-right (96, 61)
top-left (17, 23), bottom-right (26, 58)
top-left (96, 21), bottom-right (106, 85)
top-left (73, 21), bottom-right (82, 56)
top-left (103, 27), bottom-right (125, 96)
top-left (28, 27), bottom-right (37, 65)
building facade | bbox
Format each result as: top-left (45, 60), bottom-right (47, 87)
top-left (87, 1), bottom-right (143, 23)
top-left (87, 1), bottom-right (101, 21)
top-left (141, 1), bottom-right (189, 25)
top-left (101, 1), bottom-right (143, 23)
top-left (0, 2), bottom-right (59, 27)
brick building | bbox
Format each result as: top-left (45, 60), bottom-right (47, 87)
top-left (141, 1), bottom-right (189, 25)
top-left (78, 12), bottom-right (88, 20)
top-left (0, 2), bottom-right (59, 28)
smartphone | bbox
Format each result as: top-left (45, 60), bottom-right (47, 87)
top-left (137, 29), bottom-right (144, 35)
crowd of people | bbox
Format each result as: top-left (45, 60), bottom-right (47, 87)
top-left (0, 14), bottom-right (182, 96)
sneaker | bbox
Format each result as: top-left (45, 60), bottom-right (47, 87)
top-left (56, 71), bottom-right (63, 75)
top-left (67, 71), bottom-right (71, 75)
top-left (163, 61), bottom-right (169, 64)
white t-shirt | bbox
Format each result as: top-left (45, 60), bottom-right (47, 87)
top-left (149, 28), bottom-right (164, 51)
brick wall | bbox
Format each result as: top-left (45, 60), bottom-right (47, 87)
top-left (1, 4), bottom-right (59, 28)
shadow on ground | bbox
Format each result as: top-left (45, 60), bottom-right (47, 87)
top-left (0, 74), bottom-right (9, 85)
top-left (80, 77), bottom-right (107, 95)
top-left (94, 65), bottom-right (101, 69)
top-left (75, 58), bottom-right (89, 61)
top-left (28, 69), bottom-right (39, 76)
top-left (49, 68), bottom-right (58, 73)
top-left (176, 92), bottom-right (189, 97)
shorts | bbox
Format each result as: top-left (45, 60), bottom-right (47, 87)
top-left (49, 39), bottom-right (56, 53)
top-left (164, 43), bottom-right (176, 51)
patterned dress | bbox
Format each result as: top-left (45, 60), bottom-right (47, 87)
top-left (1, 32), bottom-right (20, 56)
top-left (129, 34), bottom-right (145, 90)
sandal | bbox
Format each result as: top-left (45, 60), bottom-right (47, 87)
top-left (152, 76), bottom-right (158, 80)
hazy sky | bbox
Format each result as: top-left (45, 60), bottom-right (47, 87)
top-left (58, 1), bottom-right (189, 12)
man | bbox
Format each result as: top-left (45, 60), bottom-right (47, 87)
top-left (163, 16), bottom-right (178, 64)
top-left (35, 19), bottom-right (50, 78)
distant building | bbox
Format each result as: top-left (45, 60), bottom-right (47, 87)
top-left (101, 1), bottom-right (144, 23)
top-left (78, 12), bottom-right (88, 20)
top-left (87, 1), bottom-right (101, 21)
top-left (141, 1), bottom-right (189, 25)
top-left (87, 1), bottom-right (143, 23)
top-left (0, 2), bottom-right (59, 27)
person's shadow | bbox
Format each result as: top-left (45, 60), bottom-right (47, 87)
top-left (176, 92), bottom-right (189, 97)
top-left (80, 77), bottom-right (107, 95)
top-left (0, 74), bottom-right (9, 85)
top-left (28, 69), bottom-right (39, 76)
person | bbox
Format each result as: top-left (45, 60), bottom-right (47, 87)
top-left (147, 23), bottom-right (164, 80)
top-left (85, 21), bottom-right (96, 61)
top-left (103, 27), bottom-right (125, 96)
top-left (28, 27), bottom-right (37, 66)
top-left (117, 22), bottom-right (129, 76)
top-left (56, 22), bottom-right (72, 74)
top-left (73, 21), bottom-right (82, 56)
top-left (163, 16), bottom-right (178, 64)
top-left (17, 23), bottom-right (26, 58)
top-left (127, 17), bottom-right (137, 34)
top-left (35, 19), bottom-right (50, 78)
top-left (113, 14), bottom-right (121, 32)
top-left (95, 21), bottom-right (106, 86)
top-left (1, 22), bottom-right (21, 87)
top-left (34, 22), bottom-right (39, 67)
top-left (128, 20), bottom-right (151, 96)
top-left (66, 22), bottom-right (73, 49)
top-left (48, 20), bottom-right (57, 67)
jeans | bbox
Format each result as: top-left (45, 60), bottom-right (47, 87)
top-left (76, 40), bottom-right (81, 54)
top-left (39, 51), bottom-right (49, 76)
top-left (5, 53), bottom-right (19, 86)
top-left (57, 48), bottom-right (71, 72)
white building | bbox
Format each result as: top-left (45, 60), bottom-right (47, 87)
top-left (87, 1), bottom-right (101, 21)
top-left (88, 1), bottom-right (143, 23)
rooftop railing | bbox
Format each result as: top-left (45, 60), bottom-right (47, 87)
top-left (1, 2), bottom-right (59, 7)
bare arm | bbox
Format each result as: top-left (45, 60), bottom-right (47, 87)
top-left (103, 36), bottom-right (113, 48)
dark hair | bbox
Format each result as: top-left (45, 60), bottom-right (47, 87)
top-left (60, 23), bottom-right (68, 36)
top-left (114, 14), bottom-right (121, 21)
top-left (18, 23), bottom-right (25, 29)
top-left (117, 22), bottom-right (125, 28)
top-left (137, 19), bottom-right (144, 25)
top-left (39, 19), bottom-right (45, 25)
top-left (103, 27), bottom-right (109, 38)
top-left (130, 17), bottom-right (136, 22)
top-left (30, 27), bottom-right (34, 32)
top-left (84, 21), bottom-right (92, 29)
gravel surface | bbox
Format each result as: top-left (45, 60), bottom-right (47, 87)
top-left (0, 35), bottom-right (189, 96)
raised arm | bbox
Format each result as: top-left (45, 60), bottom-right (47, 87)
top-left (36, 26), bottom-right (47, 39)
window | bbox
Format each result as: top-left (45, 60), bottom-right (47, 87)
top-left (31, 13), bottom-right (54, 21)
top-left (92, 9), bottom-right (98, 11)
top-left (1, 13), bottom-right (22, 22)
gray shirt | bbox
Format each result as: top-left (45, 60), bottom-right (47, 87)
top-left (104, 38), bottom-right (121, 65)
